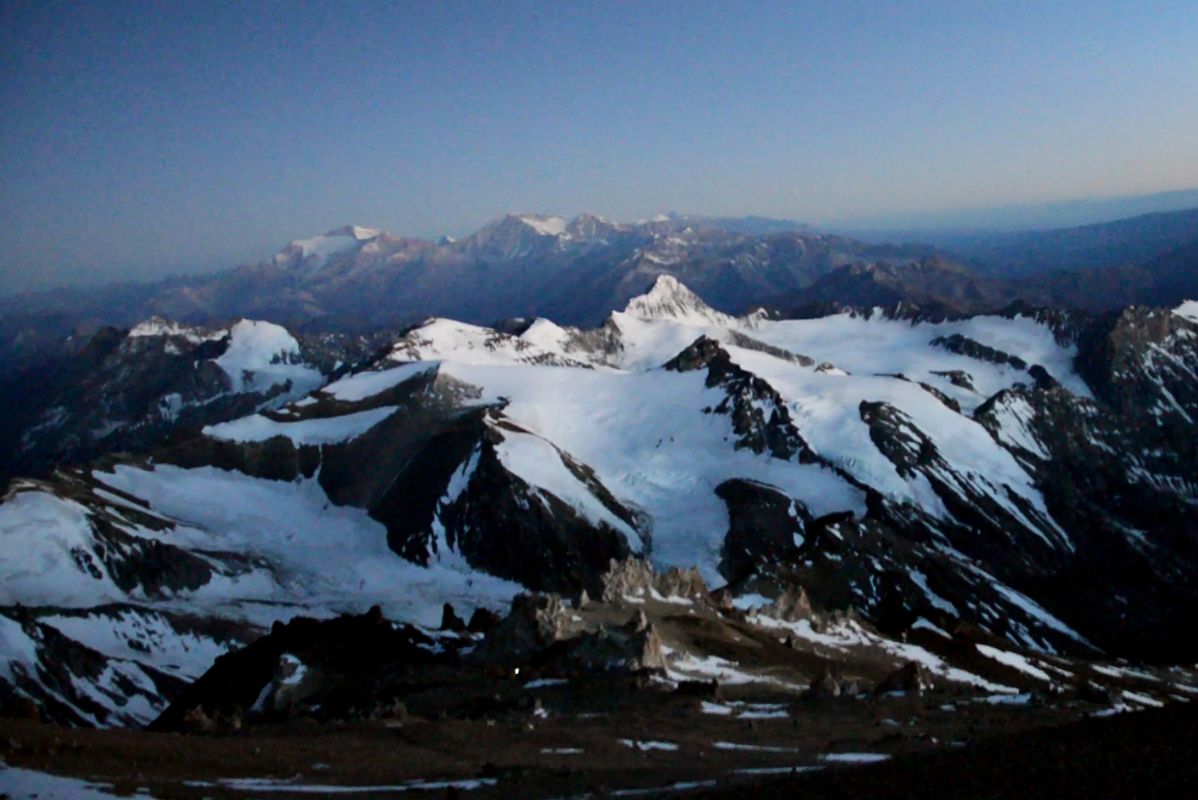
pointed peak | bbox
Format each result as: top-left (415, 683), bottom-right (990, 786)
top-left (647, 273), bottom-right (686, 293)
top-left (640, 274), bottom-right (697, 302)
top-left (565, 212), bottom-right (619, 239)
top-left (621, 275), bottom-right (735, 326)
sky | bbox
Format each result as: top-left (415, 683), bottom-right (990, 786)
top-left (2, 0), bottom-right (1198, 292)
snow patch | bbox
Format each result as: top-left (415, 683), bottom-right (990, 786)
top-left (323, 363), bottom-right (437, 402)
top-left (975, 644), bottom-right (1053, 682)
top-left (620, 739), bottom-right (679, 751)
top-left (822, 752), bottom-right (892, 764)
top-left (204, 406), bottom-right (398, 445)
top-left (1175, 300), bottom-right (1198, 323)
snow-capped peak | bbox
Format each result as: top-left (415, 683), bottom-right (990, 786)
top-left (621, 275), bottom-right (737, 326)
top-left (277, 225), bottom-right (381, 267)
top-left (214, 319), bottom-right (322, 395)
top-left (515, 214), bottom-right (568, 237)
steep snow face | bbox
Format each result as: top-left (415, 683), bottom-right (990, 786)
top-left (518, 318), bottom-right (575, 355)
top-left (214, 320), bottom-right (323, 395)
top-left (92, 465), bottom-right (522, 627)
top-left (0, 466), bottom-right (524, 726)
top-left (488, 420), bottom-right (643, 552)
top-left (603, 276), bottom-right (757, 370)
top-left (0, 491), bottom-right (126, 607)
top-left (321, 362), bottom-right (437, 402)
top-left (983, 392), bottom-right (1050, 459)
top-left (727, 344), bottom-right (1068, 549)
top-left (1176, 300), bottom-right (1198, 323)
top-left (43, 609), bottom-right (231, 682)
top-left (0, 467), bottom-right (524, 632)
top-left (607, 312), bottom-right (738, 371)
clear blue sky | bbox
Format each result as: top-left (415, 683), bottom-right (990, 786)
top-left (2, 0), bottom-right (1197, 291)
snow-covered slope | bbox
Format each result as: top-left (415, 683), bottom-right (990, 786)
top-left (386, 318), bottom-right (597, 368)
top-left (11, 316), bottom-right (339, 485)
top-left (2, 280), bottom-right (1197, 727)
top-left (0, 466), bottom-right (521, 725)
top-left (213, 319), bottom-right (324, 395)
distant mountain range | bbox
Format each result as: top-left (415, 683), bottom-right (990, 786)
top-left (839, 187), bottom-right (1198, 233)
top-left (0, 213), bottom-right (925, 369)
top-left (907, 207), bottom-right (1198, 277)
top-left (1, 208), bottom-right (1196, 373)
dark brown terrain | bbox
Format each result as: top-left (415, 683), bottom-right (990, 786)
top-left (3, 568), bottom-right (1195, 799)
top-left (2, 687), bottom-right (1194, 798)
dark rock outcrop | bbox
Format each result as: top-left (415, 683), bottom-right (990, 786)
top-left (716, 479), bottom-right (810, 582)
top-left (382, 414), bottom-right (636, 597)
top-left (666, 336), bottom-right (814, 460)
top-left (150, 608), bottom-right (443, 732)
top-left (875, 661), bottom-right (934, 695)
top-left (931, 333), bottom-right (1028, 370)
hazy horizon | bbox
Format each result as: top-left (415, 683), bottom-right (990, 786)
top-left (4, 1), bottom-right (1198, 292)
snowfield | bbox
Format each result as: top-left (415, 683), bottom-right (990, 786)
top-left (94, 464), bottom-right (523, 628)
top-left (321, 362), bottom-right (436, 402)
top-left (153, 276), bottom-right (1101, 589)
top-left (4, 276), bottom-right (1193, 728)
top-left (440, 359), bottom-right (863, 581)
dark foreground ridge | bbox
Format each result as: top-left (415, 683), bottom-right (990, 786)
top-left (3, 575), bottom-right (1197, 799)
top-left (695, 701), bottom-right (1198, 800)
top-left (2, 689), bottom-right (1195, 798)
